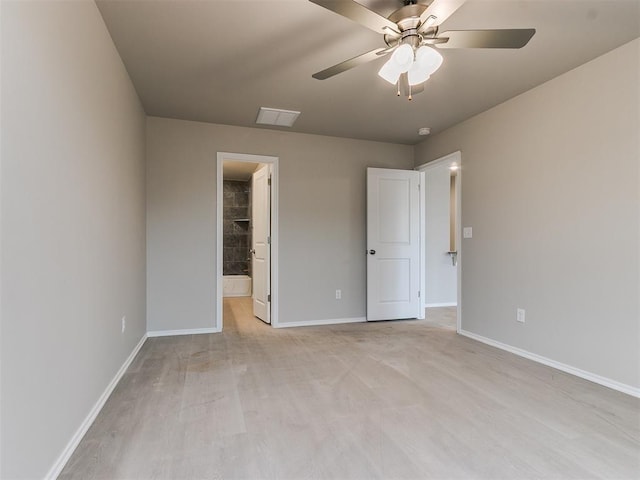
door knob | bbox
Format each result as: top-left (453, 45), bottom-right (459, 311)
top-left (369, 249), bottom-right (376, 255)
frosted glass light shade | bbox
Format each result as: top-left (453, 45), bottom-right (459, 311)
top-left (378, 44), bottom-right (415, 84)
top-left (392, 44), bottom-right (414, 73)
top-left (408, 64), bottom-right (430, 86)
top-left (378, 59), bottom-right (402, 84)
top-left (408, 46), bottom-right (443, 85)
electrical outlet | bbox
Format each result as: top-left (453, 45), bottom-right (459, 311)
top-left (121, 316), bottom-right (126, 333)
top-left (335, 289), bottom-right (342, 300)
top-left (516, 308), bottom-right (525, 323)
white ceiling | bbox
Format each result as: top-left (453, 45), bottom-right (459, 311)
top-left (96, 0), bottom-right (640, 145)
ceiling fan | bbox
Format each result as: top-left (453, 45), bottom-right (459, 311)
top-left (310, 0), bottom-right (535, 99)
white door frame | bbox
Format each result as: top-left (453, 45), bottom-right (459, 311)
top-left (415, 151), bottom-right (462, 333)
top-left (216, 152), bottom-right (279, 330)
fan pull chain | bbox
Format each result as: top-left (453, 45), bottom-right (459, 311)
top-left (396, 81), bottom-right (401, 96)
top-left (408, 83), bottom-right (412, 101)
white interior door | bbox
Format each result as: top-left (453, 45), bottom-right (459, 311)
top-left (252, 164), bottom-right (271, 323)
top-left (367, 168), bottom-right (422, 321)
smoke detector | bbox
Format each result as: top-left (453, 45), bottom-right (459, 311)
top-left (418, 127), bottom-right (431, 136)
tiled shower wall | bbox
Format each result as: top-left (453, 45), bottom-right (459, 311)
top-left (223, 180), bottom-right (251, 275)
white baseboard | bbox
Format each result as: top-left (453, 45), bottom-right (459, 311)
top-left (459, 329), bottom-right (640, 398)
top-left (147, 327), bottom-right (219, 337)
top-left (44, 334), bottom-right (148, 480)
top-left (275, 317), bottom-right (366, 329)
top-left (426, 302), bottom-right (457, 308)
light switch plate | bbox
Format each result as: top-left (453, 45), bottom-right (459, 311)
top-left (463, 227), bottom-right (473, 239)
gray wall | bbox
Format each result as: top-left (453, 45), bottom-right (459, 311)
top-left (146, 117), bottom-right (413, 331)
top-left (1, 1), bottom-right (147, 478)
top-left (414, 39), bottom-right (640, 388)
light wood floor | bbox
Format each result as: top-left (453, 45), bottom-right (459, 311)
top-left (60, 297), bottom-right (639, 479)
top-left (423, 306), bottom-right (457, 330)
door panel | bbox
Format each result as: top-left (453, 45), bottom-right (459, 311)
top-left (378, 258), bottom-right (411, 303)
top-left (378, 178), bottom-right (411, 244)
top-left (367, 168), bottom-right (422, 321)
top-left (252, 164), bottom-right (271, 323)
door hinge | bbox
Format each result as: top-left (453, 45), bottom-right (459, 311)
top-left (267, 236), bottom-right (271, 244)
top-left (267, 294), bottom-right (271, 302)
top-left (418, 291), bottom-right (421, 298)
top-left (268, 176), bottom-right (272, 186)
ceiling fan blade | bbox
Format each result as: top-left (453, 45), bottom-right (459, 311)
top-left (309, 0), bottom-right (400, 35)
top-left (435, 29), bottom-right (536, 49)
top-left (312, 47), bottom-right (391, 80)
top-left (418, 0), bottom-right (466, 30)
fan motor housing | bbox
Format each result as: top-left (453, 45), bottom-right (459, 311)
top-left (383, 3), bottom-right (438, 47)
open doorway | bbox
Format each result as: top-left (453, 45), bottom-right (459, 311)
top-left (416, 151), bottom-right (462, 332)
top-left (216, 152), bottom-right (279, 331)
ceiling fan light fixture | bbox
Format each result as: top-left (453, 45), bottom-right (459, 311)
top-left (309, 0), bottom-right (537, 100)
top-left (408, 63), bottom-right (430, 86)
top-left (415, 46), bottom-right (443, 75)
top-left (378, 43), bottom-right (416, 84)
top-left (392, 43), bottom-right (414, 72)
top-left (378, 59), bottom-right (402, 84)
top-left (407, 46), bottom-right (443, 86)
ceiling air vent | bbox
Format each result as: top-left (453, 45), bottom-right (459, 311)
top-left (256, 107), bottom-right (301, 127)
